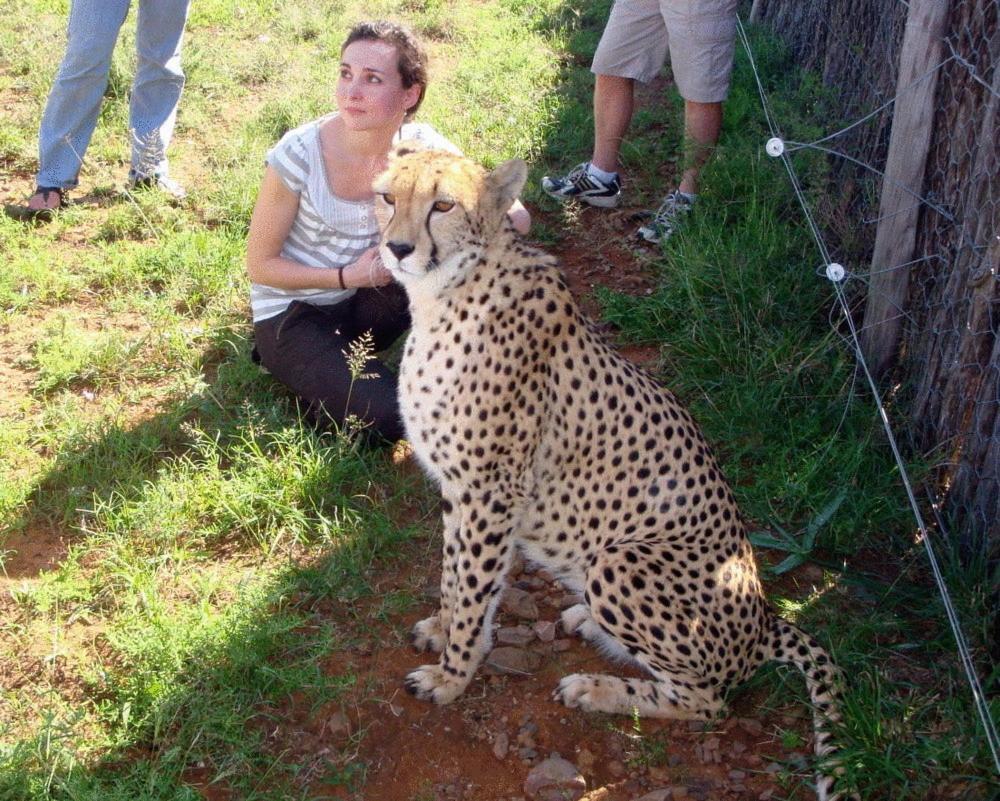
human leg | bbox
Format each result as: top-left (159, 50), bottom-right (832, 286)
top-left (339, 283), bottom-right (411, 353)
top-left (542, 0), bottom-right (667, 207)
top-left (34, 0), bottom-right (130, 195)
top-left (591, 74), bottom-right (636, 174)
top-left (253, 301), bottom-right (406, 441)
top-left (130, 0), bottom-right (191, 181)
top-left (636, 0), bottom-right (737, 242)
top-left (678, 99), bottom-right (723, 195)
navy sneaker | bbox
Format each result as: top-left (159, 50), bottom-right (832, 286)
top-left (637, 191), bottom-right (694, 244)
top-left (541, 162), bottom-right (621, 208)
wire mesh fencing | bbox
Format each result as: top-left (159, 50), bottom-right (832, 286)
top-left (745, 0), bottom-right (999, 771)
top-left (751, 0), bottom-right (998, 557)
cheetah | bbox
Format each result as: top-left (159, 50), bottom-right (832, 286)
top-left (373, 143), bottom-right (855, 801)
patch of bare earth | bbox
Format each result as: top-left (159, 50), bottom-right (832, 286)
top-left (257, 545), bottom-right (815, 801)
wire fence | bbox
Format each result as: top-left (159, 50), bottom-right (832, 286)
top-left (744, 0), bottom-right (999, 774)
top-left (750, 0), bottom-right (998, 555)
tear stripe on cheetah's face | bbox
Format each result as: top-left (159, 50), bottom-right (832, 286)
top-left (373, 140), bottom-right (526, 304)
top-left (377, 146), bottom-right (856, 801)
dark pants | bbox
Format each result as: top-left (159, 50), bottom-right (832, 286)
top-left (252, 284), bottom-right (410, 441)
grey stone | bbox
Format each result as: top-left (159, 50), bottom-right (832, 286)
top-left (534, 620), bottom-right (557, 642)
top-left (632, 791), bottom-right (674, 801)
top-left (501, 587), bottom-right (540, 620)
top-left (524, 756), bottom-right (587, 801)
top-left (486, 647), bottom-right (544, 675)
top-left (493, 731), bottom-right (510, 759)
top-left (497, 625), bottom-right (537, 647)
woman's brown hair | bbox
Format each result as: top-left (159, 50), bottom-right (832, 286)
top-left (342, 20), bottom-right (428, 119)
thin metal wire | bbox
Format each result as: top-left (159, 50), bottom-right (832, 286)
top-left (783, 54), bottom-right (956, 153)
top-left (736, 15), bottom-right (1000, 775)
top-left (947, 38), bottom-right (1000, 99)
top-left (782, 141), bottom-right (956, 222)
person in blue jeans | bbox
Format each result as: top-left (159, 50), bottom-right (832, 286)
top-left (21, 0), bottom-right (191, 217)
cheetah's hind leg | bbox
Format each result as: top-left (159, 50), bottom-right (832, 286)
top-left (555, 672), bottom-right (724, 720)
top-left (561, 603), bottom-right (637, 664)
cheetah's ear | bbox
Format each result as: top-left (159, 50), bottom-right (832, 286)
top-left (483, 158), bottom-right (527, 227)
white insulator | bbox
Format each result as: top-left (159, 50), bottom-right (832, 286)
top-left (825, 262), bottom-right (846, 282)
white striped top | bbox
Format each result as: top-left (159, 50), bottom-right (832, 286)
top-left (250, 114), bottom-right (459, 322)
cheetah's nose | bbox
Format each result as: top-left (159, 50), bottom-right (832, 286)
top-left (387, 241), bottom-right (415, 260)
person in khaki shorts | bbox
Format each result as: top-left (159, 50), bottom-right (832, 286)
top-left (542, 0), bottom-right (739, 244)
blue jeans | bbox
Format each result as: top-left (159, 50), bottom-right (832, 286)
top-left (36, 0), bottom-right (191, 190)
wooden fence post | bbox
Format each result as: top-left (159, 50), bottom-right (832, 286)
top-left (859, 0), bottom-right (950, 379)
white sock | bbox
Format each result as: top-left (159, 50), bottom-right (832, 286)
top-left (586, 163), bottom-right (618, 183)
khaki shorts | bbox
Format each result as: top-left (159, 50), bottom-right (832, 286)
top-left (591, 0), bottom-right (739, 103)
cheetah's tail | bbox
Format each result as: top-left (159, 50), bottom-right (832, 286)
top-left (766, 616), bottom-right (858, 801)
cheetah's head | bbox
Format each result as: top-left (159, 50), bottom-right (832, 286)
top-left (373, 141), bottom-right (527, 285)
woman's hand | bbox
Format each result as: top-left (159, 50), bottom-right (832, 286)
top-left (343, 246), bottom-right (394, 288)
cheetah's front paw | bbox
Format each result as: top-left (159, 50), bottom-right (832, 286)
top-left (405, 663), bottom-right (468, 705)
top-left (554, 673), bottom-right (617, 714)
top-left (411, 614), bottom-right (447, 653)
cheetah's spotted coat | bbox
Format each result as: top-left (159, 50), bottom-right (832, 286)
top-left (374, 144), bottom-right (855, 800)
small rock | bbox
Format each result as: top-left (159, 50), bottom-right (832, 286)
top-left (524, 756), bottom-right (587, 801)
top-left (576, 748), bottom-right (596, 773)
top-left (647, 765), bottom-right (670, 782)
top-left (667, 754), bottom-right (683, 767)
top-left (607, 759), bottom-right (627, 778)
top-left (687, 720), bottom-right (709, 732)
top-left (727, 770), bottom-right (746, 781)
top-left (764, 762), bottom-right (782, 774)
top-left (497, 625), bottom-right (536, 646)
top-left (326, 711), bottom-right (351, 739)
top-left (514, 576), bottom-right (548, 591)
top-left (633, 790), bottom-right (673, 801)
top-left (557, 592), bottom-right (585, 609)
top-left (486, 647), bottom-right (544, 675)
top-left (501, 587), bottom-right (540, 620)
top-left (493, 731), bottom-right (510, 759)
top-left (552, 638), bottom-right (572, 652)
top-left (737, 718), bottom-right (764, 736)
top-left (534, 620), bottom-right (557, 642)
top-left (519, 747), bottom-right (539, 761)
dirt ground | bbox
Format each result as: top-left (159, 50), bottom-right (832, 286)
top-left (286, 560), bottom-right (813, 801)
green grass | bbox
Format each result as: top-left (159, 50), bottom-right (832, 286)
top-left (0, 1), bottom-right (996, 800)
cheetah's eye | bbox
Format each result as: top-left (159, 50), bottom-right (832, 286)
top-left (432, 200), bottom-right (455, 213)
top-left (380, 193), bottom-right (396, 206)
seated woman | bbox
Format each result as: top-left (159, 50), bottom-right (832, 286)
top-left (246, 20), bottom-right (530, 441)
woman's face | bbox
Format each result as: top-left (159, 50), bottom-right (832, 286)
top-left (337, 39), bottom-right (421, 131)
